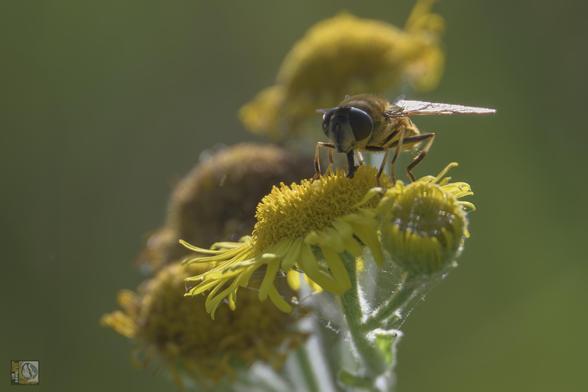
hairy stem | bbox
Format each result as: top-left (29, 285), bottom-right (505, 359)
top-left (295, 347), bottom-right (320, 392)
top-left (361, 273), bottom-right (414, 331)
top-left (340, 254), bottom-right (386, 377)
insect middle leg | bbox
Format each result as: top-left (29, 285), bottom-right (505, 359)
top-left (363, 145), bottom-right (390, 185)
top-left (366, 132), bottom-right (436, 182)
top-left (314, 141), bottom-right (336, 178)
top-left (366, 128), bottom-right (406, 183)
top-left (385, 132), bottom-right (436, 181)
top-left (387, 128), bottom-right (405, 183)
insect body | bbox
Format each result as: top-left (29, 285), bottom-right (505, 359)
top-left (316, 94), bottom-right (495, 180)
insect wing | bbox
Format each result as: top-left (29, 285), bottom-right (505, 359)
top-left (387, 99), bottom-right (496, 117)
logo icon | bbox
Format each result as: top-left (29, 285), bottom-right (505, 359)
top-left (10, 360), bottom-right (39, 385)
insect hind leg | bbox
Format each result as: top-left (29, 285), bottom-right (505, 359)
top-left (405, 132), bottom-right (436, 182)
top-left (376, 150), bottom-right (390, 182)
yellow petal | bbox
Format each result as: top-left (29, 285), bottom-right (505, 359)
top-left (287, 270), bottom-right (302, 290)
top-left (259, 261), bottom-right (280, 301)
top-left (298, 244), bottom-right (342, 293)
top-left (268, 286), bottom-right (292, 313)
top-left (320, 246), bottom-right (352, 292)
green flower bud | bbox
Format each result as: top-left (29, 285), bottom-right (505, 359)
top-left (378, 164), bottom-right (474, 275)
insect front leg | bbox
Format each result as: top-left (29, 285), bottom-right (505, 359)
top-left (327, 148), bottom-right (335, 174)
top-left (314, 141), bottom-right (336, 178)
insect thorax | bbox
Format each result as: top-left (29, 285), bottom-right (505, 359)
top-left (363, 116), bottom-right (420, 149)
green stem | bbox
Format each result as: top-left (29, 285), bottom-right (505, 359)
top-left (296, 346), bottom-right (320, 392)
top-left (340, 254), bottom-right (386, 377)
top-left (362, 273), bottom-right (415, 331)
top-left (363, 271), bottom-right (448, 331)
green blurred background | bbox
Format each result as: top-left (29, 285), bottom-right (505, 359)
top-left (2, 1), bottom-right (587, 391)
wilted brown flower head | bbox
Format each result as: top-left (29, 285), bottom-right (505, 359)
top-left (101, 263), bottom-right (307, 386)
top-left (137, 143), bottom-right (313, 272)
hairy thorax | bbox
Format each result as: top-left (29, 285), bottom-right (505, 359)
top-left (361, 116), bottom-right (421, 150)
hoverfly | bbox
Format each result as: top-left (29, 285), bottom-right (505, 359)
top-left (316, 94), bottom-right (495, 180)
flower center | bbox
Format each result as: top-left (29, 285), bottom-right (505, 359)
top-left (252, 165), bottom-right (384, 251)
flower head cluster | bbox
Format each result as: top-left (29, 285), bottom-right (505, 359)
top-left (101, 263), bottom-right (306, 386)
top-left (240, 0), bottom-right (444, 139)
top-left (183, 163), bottom-right (473, 317)
top-left (182, 166), bottom-right (385, 317)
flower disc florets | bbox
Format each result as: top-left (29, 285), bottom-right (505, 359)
top-left (253, 165), bottom-right (383, 251)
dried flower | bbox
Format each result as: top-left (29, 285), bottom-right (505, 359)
top-left (137, 143), bottom-right (313, 272)
top-left (101, 263), bottom-right (306, 386)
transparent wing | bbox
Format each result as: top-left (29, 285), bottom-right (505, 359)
top-left (387, 99), bottom-right (496, 117)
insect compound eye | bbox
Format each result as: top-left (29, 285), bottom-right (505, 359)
top-left (348, 107), bottom-right (373, 141)
top-left (321, 110), bottom-right (333, 134)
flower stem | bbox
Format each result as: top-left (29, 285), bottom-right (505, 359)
top-left (361, 273), bottom-right (415, 331)
top-left (295, 347), bottom-right (320, 392)
top-left (340, 253), bottom-right (386, 377)
top-left (363, 271), bottom-right (449, 331)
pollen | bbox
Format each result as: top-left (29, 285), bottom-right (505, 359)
top-left (253, 165), bottom-right (384, 251)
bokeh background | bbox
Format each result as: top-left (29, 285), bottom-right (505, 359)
top-left (2, 1), bottom-right (587, 391)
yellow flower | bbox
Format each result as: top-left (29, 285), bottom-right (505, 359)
top-left (136, 143), bottom-right (312, 272)
top-left (101, 263), bottom-right (306, 386)
top-left (378, 163), bottom-right (475, 275)
top-left (182, 165), bottom-right (385, 317)
top-left (182, 163), bottom-right (474, 317)
top-left (240, 0), bottom-right (444, 139)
